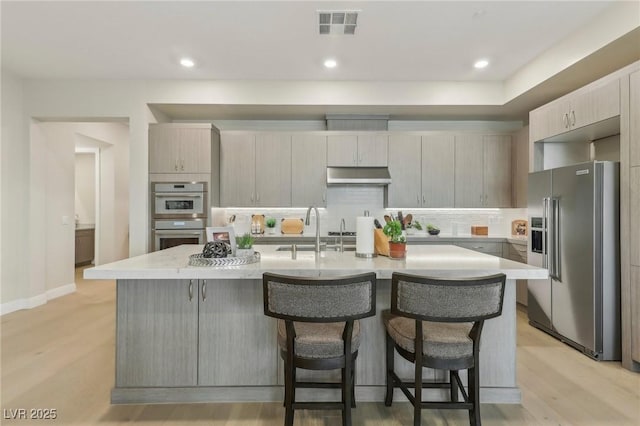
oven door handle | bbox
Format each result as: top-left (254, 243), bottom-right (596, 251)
top-left (154, 230), bottom-right (204, 236)
top-left (154, 193), bottom-right (202, 198)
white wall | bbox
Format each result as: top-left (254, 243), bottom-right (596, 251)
top-left (75, 153), bottom-right (95, 224)
top-left (1, 70), bottom-right (29, 307)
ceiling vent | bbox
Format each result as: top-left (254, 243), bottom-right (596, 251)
top-left (318, 11), bottom-right (359, 35)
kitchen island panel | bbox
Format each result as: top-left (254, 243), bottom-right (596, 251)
top-left (88, 244), bottom-right (545, 404)
top-left (198, 279), bottom-right (278, 386)
top-left (116, 279), bottom-right (198, 387)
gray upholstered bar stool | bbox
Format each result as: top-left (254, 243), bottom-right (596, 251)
top-left (383, 272), bottom-right (506, 426)
top-left (262, 272), bottom-right (377, 426)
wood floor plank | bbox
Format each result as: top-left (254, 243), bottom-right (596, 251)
top-left (0, 267), bottom-right (638, 425)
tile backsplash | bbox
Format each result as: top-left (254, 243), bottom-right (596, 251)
top-left (217, 186), bottom-right (527, 237)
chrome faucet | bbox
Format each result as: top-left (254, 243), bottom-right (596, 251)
top-left (305, 206), bottom-right (321, 253)
top-left (338, 218), bottom-right (346, 252)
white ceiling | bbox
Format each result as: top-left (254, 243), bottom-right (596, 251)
top-left (2, 1), bottom-right (639, 121)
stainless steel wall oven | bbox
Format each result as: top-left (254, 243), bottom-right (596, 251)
top-left (151, 182), bottom-right (207, 251)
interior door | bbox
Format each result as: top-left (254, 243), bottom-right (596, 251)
top-left (551, 162), bottom-right (595, 352)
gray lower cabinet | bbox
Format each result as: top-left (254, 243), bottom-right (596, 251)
top-left (75, 228), bottom-right (95, 266)
top-left (116, 279), bottom-right (279, 389)
top-left (116, 279), bottom-right (199, 387)
top-left (198, 279), bottom-right (278, 386)
top-left (454, 241), bottom-right (503, 256)
top-left (506, 243), bottom-right (528, 306)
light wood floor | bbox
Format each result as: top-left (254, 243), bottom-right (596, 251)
top-left (1, 267), bottom-right (638, 425)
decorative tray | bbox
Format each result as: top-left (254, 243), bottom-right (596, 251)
top-left (188, 252), bottom-right (261, 267)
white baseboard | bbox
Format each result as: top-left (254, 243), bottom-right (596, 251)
top-left (0, 282), bottom-right (76, 316)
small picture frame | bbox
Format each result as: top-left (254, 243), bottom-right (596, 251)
top-left (206, 226), bottom-right (236, 256)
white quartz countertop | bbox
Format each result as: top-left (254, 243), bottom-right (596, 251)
top-left (85, 244), bottom-right (546, 281)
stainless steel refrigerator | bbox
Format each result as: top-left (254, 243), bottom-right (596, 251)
top-left (527, 161), bottom-right (620, 360)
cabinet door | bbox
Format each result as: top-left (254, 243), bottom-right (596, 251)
top-left (220, 133), bottom-right (255, 207)
top-left (149, 126), bottom-right (180, 173)
top-left (358, 133), bottom-right (388, 166)
top-left (483, 135), bottom-right (512, 207)
top-left (255, 133), bottom-right (292, 207)
top-left (116, 279), bottom-right (198, 387)
top-left (422, 134), bottom-right (454, 207)
top-left (571, 79), bottom-right (620, 130)
top-left (291, 134), bottom-right (327, 207)
top-left (631, 71), bottom-right (640, 167)
top-left (179, 127), bottom-right (211, 173)
top-left (512, 127), bottom-right (529, 208)
top-left (327, 135), bottom-right (358, 166)
top-left (74, 229), bottom-right (95, 265)
top-left (387, 134), bottom-right (421, 207)
top-left (529, 99), bottom-right (571, 142)
top-left (454, 135), bottom-right (484, 207)
top-left (198, 279), bottom-right (278, 386)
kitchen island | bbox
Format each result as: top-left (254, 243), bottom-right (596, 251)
top-left (85, 244), bottom-right (547, 405)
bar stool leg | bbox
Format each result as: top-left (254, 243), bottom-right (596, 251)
top-left (351, 359), bottom-right (356, 408)
top-left (284, 355), bottom-right (294, 426)
top-left (343, 360), bottom-right (353, 426)
top-left (450, 370), bottom-right (458, 402)
top-left (468, 365), bottom-right (481, 426)
top-left (384, 332), bottom-right (395, 406)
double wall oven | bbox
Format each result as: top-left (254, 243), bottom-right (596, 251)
top-left (151, 182), bottom-right (207, 251)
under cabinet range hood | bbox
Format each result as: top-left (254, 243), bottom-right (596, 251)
top-left (326, 167), bottom-right (392, 186)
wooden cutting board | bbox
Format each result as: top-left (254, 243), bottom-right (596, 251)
top-left (512, 220), bottom-right (527, 236)
top-left (280, 218), bottom-right (304, 234)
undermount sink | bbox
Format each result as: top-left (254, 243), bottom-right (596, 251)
top-left (276, 245), bottom-right (356, 252)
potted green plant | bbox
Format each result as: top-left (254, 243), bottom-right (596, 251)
top-left (265, 217), bottom-right (277, 234)
top-left (383, 219), bottom-right (407, 259)
top-left (235, 233), bottom-right (255, 257)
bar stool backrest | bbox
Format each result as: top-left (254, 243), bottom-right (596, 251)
top-left (263, 272), bottom-right (377, 323)
top-left (391, 273), bottom-right (506, 323)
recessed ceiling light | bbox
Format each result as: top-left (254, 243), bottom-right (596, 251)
top-left (474, 59), bottom-right (489, 69)
top-left (324, 59), bottom-right (337, 68)
top-left (180, 58), bottom-right (195, 68)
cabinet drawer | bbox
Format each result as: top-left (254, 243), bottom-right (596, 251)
top-left (455, 241), bottom-right (502, 255)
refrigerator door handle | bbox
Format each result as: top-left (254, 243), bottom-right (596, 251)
top-left (542, 197), bottom-right (549, 269)
top-left (549, 198), bottom-right (561, 280)
top-left (552, 198), bottom-right (561, 280)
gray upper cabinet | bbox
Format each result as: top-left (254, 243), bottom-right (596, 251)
top-left (387, 134), bottom-right (422, 207)
top-left (255, 133), bottom-right (292, 207)
top-left (455, 134), bottom-right (512, 208)
top-left (327, 134), bottom-right (358, 166)
top-left (455, 135), bottom-right (485, 207)
top-left (357, 133), bottom-right (388, 166)
top-left (220, 133), bottom-right (256, 207)
top-left (483, 135), bottom-right (512, 207)
top-left (530, 79), bottom-right (620, 142)
top-left (149, 124), bottom-right (212, 174)
top-left (327, 133), bottom-right (388, 167)
top-left (221, 132), bottom-right (292, 207)
top-left (387, 134), bottom-right (454, 208)
top-left (291, 134), bottom-right (327, 207)
top-left (422, 134), bottom-right (455, 207)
